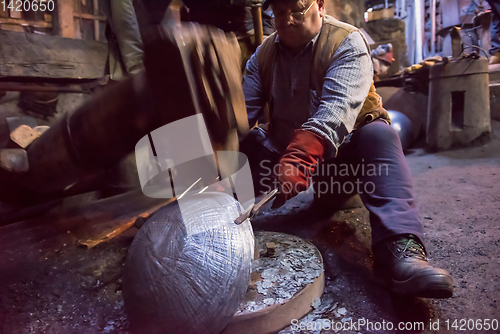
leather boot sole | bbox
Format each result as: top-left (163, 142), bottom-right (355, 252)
top-left (389, 273), bottom-right (454, 299)
top-left (374, 268), bottom-right (454, 299)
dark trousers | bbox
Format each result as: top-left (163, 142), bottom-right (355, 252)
top-left (240, 120), bottom-right (424, 247)
top-left (488, 0), bottom-right (500, 55)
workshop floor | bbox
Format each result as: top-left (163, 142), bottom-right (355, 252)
top-left (0, 120), bottom-right (499, 334)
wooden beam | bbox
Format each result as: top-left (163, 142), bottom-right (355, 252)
top-left (0, 30), bottom-right (107, 79)
top-left (9, 7), bottom-right (22, 19)
top-left (0, 82), bottom-right (90, 93)
top-left (73, 12), bottom-right (106, 21)
top-left (93, 0), bottom-right (99, 41)
top-left (57, 0), bottom-right (75, 38)
top-left (46, 190), bottom-right (175, 249)
top-left (0, 1), bottom-right (8, 17)
top-left (93, 20), bottom-right (99, 40)
top-left (0, 17), bottom-right (52, 28)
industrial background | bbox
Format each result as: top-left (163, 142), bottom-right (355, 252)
top-left (0, 0), bottom-right (499, 333)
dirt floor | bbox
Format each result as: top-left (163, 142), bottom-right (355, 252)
top-left (0, 123), bottom-right (499, 333)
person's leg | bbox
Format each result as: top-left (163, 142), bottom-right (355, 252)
top-left (110, 0), bottom-right (145, 76)
top-left (337, 120), bottom-right (453, 298)
top-left (487, 0), bottom-right (500, 62)
top-left (311, 150), bottom-right (363, 214)
top-left (343, 120), bottom-right (424, 246)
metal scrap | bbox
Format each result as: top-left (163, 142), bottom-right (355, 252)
top-left (235, 232), bottom-right (324, 315)
top-left (10, 125), bottom-right (40, 148)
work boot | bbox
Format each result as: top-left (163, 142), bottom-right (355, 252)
top-left (373, 234), bottom-right (454, 298)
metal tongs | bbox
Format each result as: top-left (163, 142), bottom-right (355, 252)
top-left (234, 188), bottom-right (279, 225)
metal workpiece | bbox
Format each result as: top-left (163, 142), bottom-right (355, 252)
top-left (123, 192), bottom-right (254, 334)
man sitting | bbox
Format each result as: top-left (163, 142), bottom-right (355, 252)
top-left (240, 0), bottom-right (454, 299)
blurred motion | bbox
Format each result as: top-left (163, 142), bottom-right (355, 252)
top-left (0, 13), bottom-right (248, 224)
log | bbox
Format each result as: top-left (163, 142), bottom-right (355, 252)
top-left (0, 30), bottom-right (107, 80)
top-left (48, 190), bottom-right (174, 248)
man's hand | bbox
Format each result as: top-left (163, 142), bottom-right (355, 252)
top-left (272, 129), bottom-right (325, 208)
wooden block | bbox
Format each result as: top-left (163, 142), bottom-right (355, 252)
top-left (0, 23), bottom-right (24, 32)
top-left (33, 125), bottom-right (50, 135)
top-left (0, 148), bottom-right (29, 172)
top-left (259, 241), bottom-right (277, 258)
top-left (9, 125), bottom-right (40, 148)
top-left (265, 241), bottom-right (276, 256)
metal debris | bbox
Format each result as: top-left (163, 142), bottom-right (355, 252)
top-left (235, 232), bottom-right (324, 315)
top-left (335, 307), bottom-right (347, 317)
top-left (261, 268), bottom-right (279, 282)
top-left (278, 295), bottom-right (342, 334)
top-left (311, 298), bottom-right (321, 310)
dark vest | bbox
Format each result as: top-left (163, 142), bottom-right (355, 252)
top-left (257, 15), bottom-right (390, 130)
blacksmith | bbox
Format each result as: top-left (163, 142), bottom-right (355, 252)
top-left (240, 0), bottom-right (454, 298)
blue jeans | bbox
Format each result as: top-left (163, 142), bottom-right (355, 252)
top-left (488, 0), bottom-right (500, 55)
top-left (240, 120), bottom-right (425, 247)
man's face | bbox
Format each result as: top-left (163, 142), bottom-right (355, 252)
top-left (272, 0), bottom-right (325, 52)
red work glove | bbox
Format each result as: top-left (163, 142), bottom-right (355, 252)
top-left (272, 129), bottom-right (326, 209)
